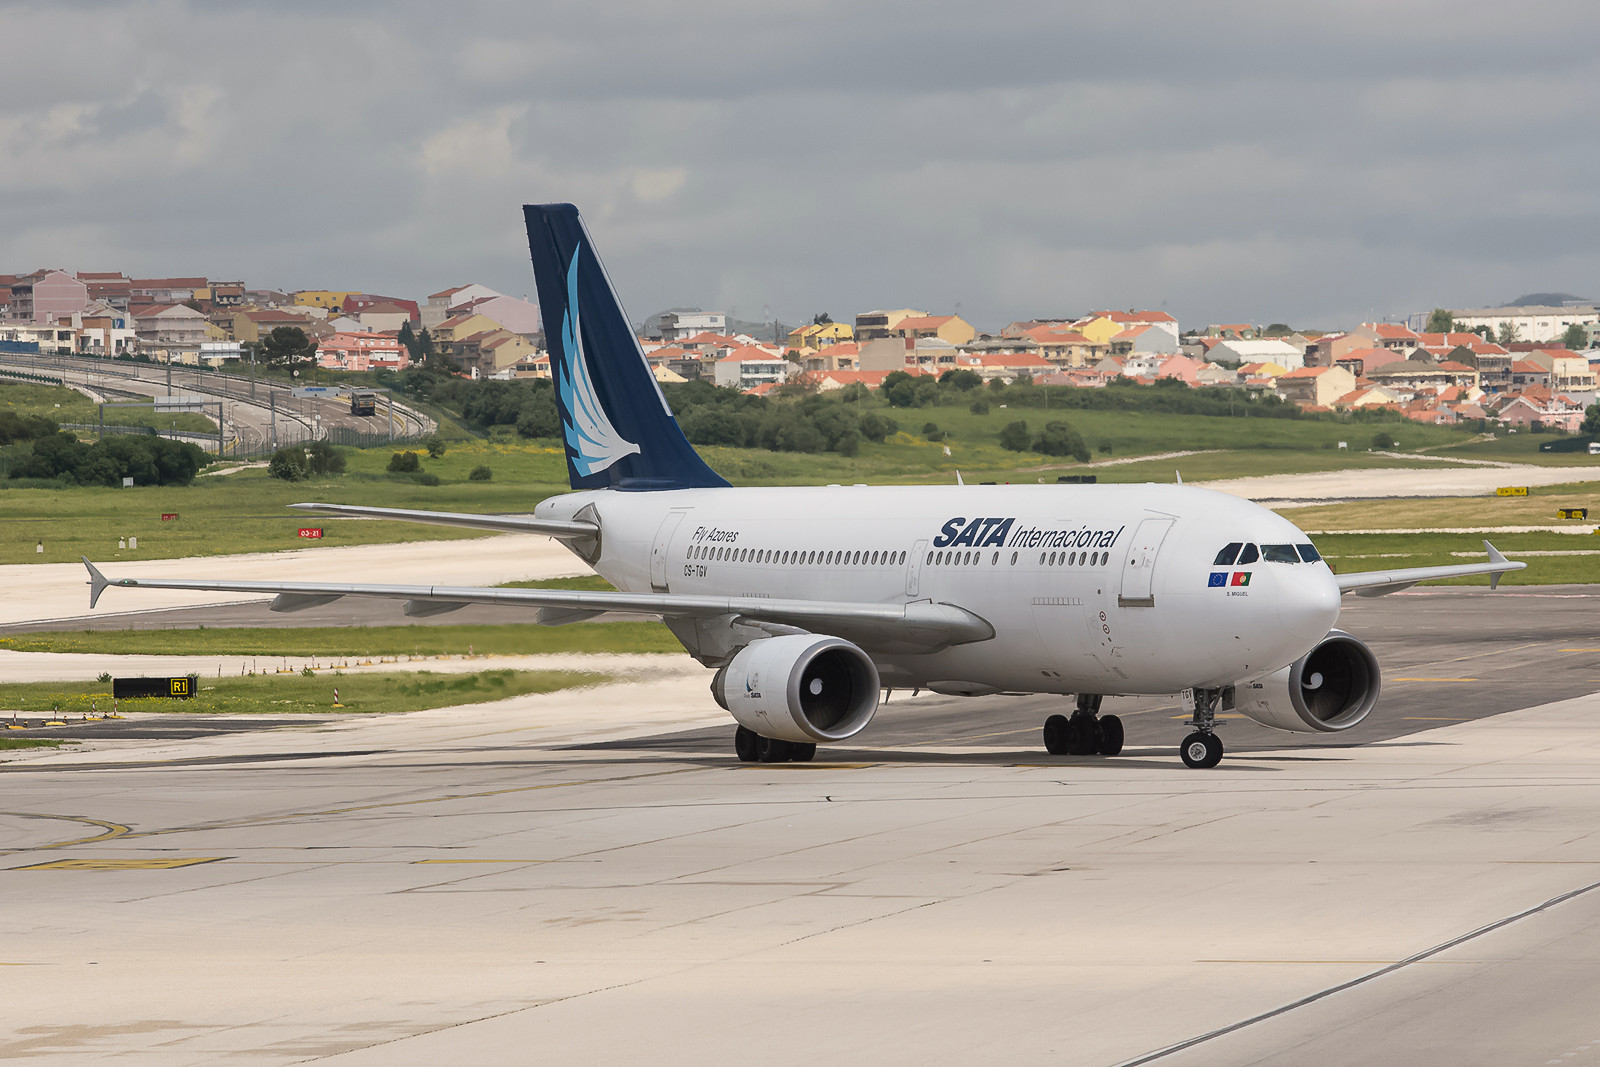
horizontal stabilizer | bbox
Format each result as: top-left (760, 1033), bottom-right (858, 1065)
top-left (288, 503), bottom-right (597, 539)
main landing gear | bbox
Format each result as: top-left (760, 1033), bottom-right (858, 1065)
top-left (734, 725), bottom-right (817, 764)
top-left (1179, 688), bottom-right (1225, 769)
top-left (1042, 694), bottom-right (1123, 757)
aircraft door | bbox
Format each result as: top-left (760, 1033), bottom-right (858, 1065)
top-left (905, 539), bottom-right (928, 596)
top-left (1118, 517), bottom-right (1175, 608)
top-left (649, 510), bottom-right (688, 592)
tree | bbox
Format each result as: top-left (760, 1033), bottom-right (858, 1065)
top-left (938, 368), bottom-right (983, 391)
top-left (1562, 323), bottom-right (1588, 351)
top-left (1582, 402), bottom-right (1600, 437)
top-left (1033, 420), bottom-right (1090, 461)
top-left (1496, 320), bottom-right (1519, 346)
top-left (398, 320), bottom-right (418, 360)
top-left (260, 326), bottom-right (317, 368)
top-left (1426, 308), bottom-right (1455, 333)
top-left (812, 312), bottom-right (833, 325)
top-left (998, 419), bottom-right (1031, 452)
top-left (858, 412), bottom-right (898, 443)
top-left (1371, 431), bottom-right (1396, 449)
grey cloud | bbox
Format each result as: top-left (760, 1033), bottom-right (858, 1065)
top-left (3, 0), bottom-right (1600, 330)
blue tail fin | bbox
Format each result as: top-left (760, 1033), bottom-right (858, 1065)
top-left (524, 203), bottom-right (729, 492)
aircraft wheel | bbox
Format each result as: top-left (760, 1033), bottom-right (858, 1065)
top-left (757, 736), bottom-right (793, 763)
top-left (790, 742), bottom-right (817, 762)
top-left (1097, 714), bottom-right (1124, 756)
top-left (734, 726), bottom-right (759, 763)
top-left (1066, 713), bottom-right (1100, 756)
top-left (1043, 714), bottom-right (1070, 755)
top-left (1180, 731), bottom-right (1223, 769)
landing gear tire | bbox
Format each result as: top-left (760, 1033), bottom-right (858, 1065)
top-left (734, 726), bottom-right (759, 763)
top-left (1066, 713), bottom-right (1100, 756)
top-left (1097, 714), bottom-right (1124, 756)
top-left (1043, 714), bottom-right (1070, 755)
top-left (757, 736), bottom-right (793, 763)
top-left (1180, 731), bottom-right (1223, 769)
top-left (790, 742), bottom-right (817, 762)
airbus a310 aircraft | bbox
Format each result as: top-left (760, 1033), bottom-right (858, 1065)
top-left (84, 203), bottom-right (1525, 768)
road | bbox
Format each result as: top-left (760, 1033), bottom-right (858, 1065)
top-left (0, 352), bottom-right (433, 455)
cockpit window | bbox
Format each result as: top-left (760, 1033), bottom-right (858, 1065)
top-left (1236, 543), bottom-right (1260, 565)
top-left (1213, 542), bottom-right (1242, 566)
top-left (1297, 543), bottom-right (1322, 563)
top-left (1261, 544), bottom-right (1299, 563)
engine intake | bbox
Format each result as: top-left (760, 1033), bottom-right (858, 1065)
top-left (1232, 629), bottom-right (1381, 733)
top-left (713, 635), bottom-right (880, 743)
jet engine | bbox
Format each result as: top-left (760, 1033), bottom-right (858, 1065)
top-left (1231, 629), bottom-right (1381, 733)
top-left (712, 634), bottom-right (880, 744)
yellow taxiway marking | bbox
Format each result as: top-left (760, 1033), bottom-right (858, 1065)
top-left (413, 859), bottom-right (549, 865)
top-left (1561, 648), bottom-right (1600, 652)
top-left (11, 857), bottom-right (226, 871)
top-left (1390, 677), bottom-right (1479, 682)
top-left (0, 813), bottom-right (132, 855)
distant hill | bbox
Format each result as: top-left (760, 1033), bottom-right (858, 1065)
top-left (1506, 292), bottom-right (1591, 307)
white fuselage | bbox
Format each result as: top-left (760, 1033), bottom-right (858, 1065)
top-left (536, 484), bottom-right (1341, 695)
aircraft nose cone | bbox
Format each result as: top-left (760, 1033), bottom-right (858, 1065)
top-left (1277, 567), bottom-right (1341, 644)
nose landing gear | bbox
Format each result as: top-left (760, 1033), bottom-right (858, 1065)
top-left (1179, 688), bottom-right (1225, 769)
top-left (1043, 694), bottom-right (1123, 756)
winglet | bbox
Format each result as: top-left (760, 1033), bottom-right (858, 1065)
top-left (956, 471), bottom-right (965, 486)
top-left (1484, 540), bottom-right (1507, 590)
top-left (82, 556), bottom-right (110, 609)
top-left (1176, 470), bottom-right (1183, 485)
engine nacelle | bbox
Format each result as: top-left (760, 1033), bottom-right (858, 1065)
top-left (1232, 629), bottom-right (1381, 733)
top-left (712, 635), bottom-right (880, 744)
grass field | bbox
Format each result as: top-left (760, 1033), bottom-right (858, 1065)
top-left (0, 737), bottom-right (68, 749)
top-left (1315, 531), bottom-right (1600, 585)
top-left (1, 381), bottom-right (219, 435)
top-left (0, 620), bottom-right (680, 657)
top-left (1288, 483), bottom-right (1600, 532)
top-left (0, 668), bottom-right (607, 717)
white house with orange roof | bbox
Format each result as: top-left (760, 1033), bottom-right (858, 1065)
top-left (714, 346), bottom-right (793, 390)
top-left (1110, 322), bottom-right (1181, 356)
top-left (1209, 338), bottom-right (1304, 370)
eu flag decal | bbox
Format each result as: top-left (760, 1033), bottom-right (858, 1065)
top-left (1231, 571), bottom-right (1252, 587)
top-left (1208, 572), bottom-right (1228, 588)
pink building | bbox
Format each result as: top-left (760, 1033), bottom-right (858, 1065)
top-left (317, 331), bottom-right (409, 372)
top-left (9, 270), bottom-right (88, 323)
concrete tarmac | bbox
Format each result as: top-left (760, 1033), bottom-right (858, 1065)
top-left (4, 589), bottom-right (1600, 1064)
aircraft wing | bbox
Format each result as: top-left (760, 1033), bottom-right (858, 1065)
top-left (1335, 540), bottom-right (1525, 598)
top-left (80, 559), bottom-right (994, 654)
top-left (287, 502), bottom-right (596, 539)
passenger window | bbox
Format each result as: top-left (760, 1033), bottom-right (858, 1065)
top-left (1237, 544), bottom-right (1259, 565)
top-left (1214, 543), bottom-right (1242, 566)
top-left (1262, 544), bottom-right (1299, 563)
top-left (1297, 543), bottom-right (1322, 563)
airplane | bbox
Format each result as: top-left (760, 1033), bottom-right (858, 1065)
top-left (81, 203), bottom-right (1525, 769)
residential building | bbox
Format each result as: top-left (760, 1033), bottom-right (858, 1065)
top-left (293, 290), bottom-right (361, 311)
top-left (786, 321), bottom-right (854, 351)
top-left (1207, 323), bottom-right (1257, 339)
top-left (232, 307), bottom-right (315, 343)
top-left (714, 347), bottom-right (792, 390)
top-left (356, 302), bottom-right (416, 333)
top-left (854, 308), bottom-right (925, 341)
top-left (422, 284), bottom-right (503, 330)
top-left (658, 310), bottom-right (727, 342)
top-left (318, 332), bottom-right (409, 373)
top-left (1209, 338), bottom-right (1305, 370)
top-left (433, 311), bottom-right (506, 344)
top-left (1451, 305), bottom-right (1600, 344)
top-left (1276, 365), bottom-right (1357, 409)
top-left (894, 314), bottom-right (976, 347)
top-left (449, 329), bottom-right (539, 379)
top-left (1110, 323), bottom-right (1181, 356)
top-left (135, 304), bottom-right (210, 359)
top-left (1497, 391), bottom-right (1584, 433)
top-left (8, 270), bottom-right (89, 323)
top-left (129, 277), bottom-right (208, 305)
top-left (341, 294), bottom-right (421, 321)
top-left (449, 294), bottom-right (542, 337)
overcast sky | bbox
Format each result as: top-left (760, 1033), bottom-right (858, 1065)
top-left (4, 0), bottom-right (1599, 332)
